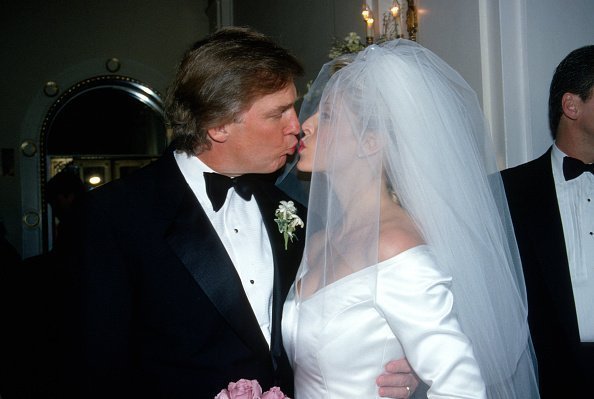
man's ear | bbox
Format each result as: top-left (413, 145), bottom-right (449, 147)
top-left (562, 93), bottom-right (580, 121)
top-left (207, 125), bottom-right (229, 143)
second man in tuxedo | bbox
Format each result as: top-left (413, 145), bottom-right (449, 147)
top-left (501, 44), bottom-right (594, 397)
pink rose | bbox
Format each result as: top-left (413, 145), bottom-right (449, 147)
top-left (218, 379), bottom-right (262, 399)
top-left (214, 389), bottom-right (231, 399)
top-left (262, 386), bottom-right (289, 399)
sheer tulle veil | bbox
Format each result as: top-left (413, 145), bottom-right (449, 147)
top-left (281, 39), bottom-right (540, 398)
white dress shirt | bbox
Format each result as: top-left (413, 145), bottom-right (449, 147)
top-left (551, 144), bottom-right (594, 341)
top-left (174, 151), bottom-right (274, 346)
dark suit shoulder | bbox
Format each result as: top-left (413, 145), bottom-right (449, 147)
top-left (65, 152), bottom-right (191, 244)
top-left (93, 152), bottom-right (175, 193)
top-left (501, 148), bottom-right (553, 200)
top-left (501, 149), bottom-right (551, 183)
top-left (85, 152), bottom-right (182, 206)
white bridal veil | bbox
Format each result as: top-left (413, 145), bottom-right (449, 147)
top-left (286, 39), bottom-right (540, 398)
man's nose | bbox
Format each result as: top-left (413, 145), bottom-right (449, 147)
top-left (286, 108), bottom-right (300, 135)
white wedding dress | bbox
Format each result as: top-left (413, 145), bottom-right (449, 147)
top-left (282, 245), bottom-right (487, 399)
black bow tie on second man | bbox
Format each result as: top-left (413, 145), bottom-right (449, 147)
top-left (203, 172), bottom-right (256, 212)
top-left (563, 156), bottom-right (594, 181)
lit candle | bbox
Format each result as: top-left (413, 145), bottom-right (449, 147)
top-left (366, 17), bottom-right (374, 40)
top-left (391, 3), bottom-right (401, 38)
top-left (390, 5), bottom-right (399, 17)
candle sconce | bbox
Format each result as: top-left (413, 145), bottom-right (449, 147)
top-left (362, 0), bottom-right (418, 44)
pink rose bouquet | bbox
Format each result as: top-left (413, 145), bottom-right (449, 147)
top-left (214, 379), bottom-right (290, 399)
top-left (261, 386), bottom-right (289, 399)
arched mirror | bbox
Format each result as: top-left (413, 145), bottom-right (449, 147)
top-left (40, 75), bottom-right (169, 252)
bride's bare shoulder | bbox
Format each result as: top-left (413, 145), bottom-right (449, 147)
top-left (379, 214), bottom-right (425, 262)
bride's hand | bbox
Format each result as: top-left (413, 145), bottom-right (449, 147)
top-left (376, 358), bottom-right (420, 398)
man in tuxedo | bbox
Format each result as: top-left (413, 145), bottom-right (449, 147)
top-left (58, 27), bottom-right (417, 399)
top-left (501, 44), bottom-right (594, 397)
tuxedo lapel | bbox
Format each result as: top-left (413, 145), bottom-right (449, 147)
top-left (515, 150), bottom-right (579, 339)
top-left (161, 159), bottom-right (270, 357)
top-left (534, 154), bottom-right (580, 339)
top-left (251, 180), bottom-right (306, 368)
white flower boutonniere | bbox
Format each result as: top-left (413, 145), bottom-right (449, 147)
top-left (274, 200), bottom-right (304, 250)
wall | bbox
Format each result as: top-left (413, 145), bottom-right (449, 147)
top-left (0, 0), bottom-right (209, 257)
top-left (417, 0), bottom-right (484, 102)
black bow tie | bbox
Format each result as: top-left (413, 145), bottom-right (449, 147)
top-left (203, 172), bottom-right (257, 212)
top-left (563, 156), bottom-right (594, 181)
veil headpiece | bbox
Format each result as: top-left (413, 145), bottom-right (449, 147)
top-left (296, 39), bottom-right (539, 398)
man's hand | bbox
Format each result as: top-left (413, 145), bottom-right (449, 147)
top-left (376, 358), bottom-right (420, 398)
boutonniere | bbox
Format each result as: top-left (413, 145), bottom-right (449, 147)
top-left (274, 200), bottom-right (304, 250)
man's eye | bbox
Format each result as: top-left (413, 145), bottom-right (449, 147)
top-left (270, 109), bottom-right (287, 119)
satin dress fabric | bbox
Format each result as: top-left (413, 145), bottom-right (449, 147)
top-left (282, 245), bottom-right (486, 398)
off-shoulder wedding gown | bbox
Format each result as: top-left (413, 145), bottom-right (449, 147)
top-left (282, 245), bottom-right (487, 398)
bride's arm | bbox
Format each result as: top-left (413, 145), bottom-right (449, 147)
top-left (377, 248), bottom-right (487, 398)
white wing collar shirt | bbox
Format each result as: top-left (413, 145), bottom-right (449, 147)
top-left (175, 150), bottom-right (274, 346)
top-left (552, 144), bottom-right (594, 342)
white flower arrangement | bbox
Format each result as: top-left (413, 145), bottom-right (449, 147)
top-left (328, 32), bottom-right (366, 59)
top-left (274, 200), bottom-right (304, 250)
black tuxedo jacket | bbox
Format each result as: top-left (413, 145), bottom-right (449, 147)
top-left (59, 151), bottom-right (306, 398)
top-left (501, 147), bottom-right (594, 397)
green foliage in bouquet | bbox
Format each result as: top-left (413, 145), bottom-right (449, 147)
top-left (328, 32), bottom-right (366, 59)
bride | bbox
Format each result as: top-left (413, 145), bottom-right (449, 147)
top-left (280, 40), bottom-right (540, 398)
